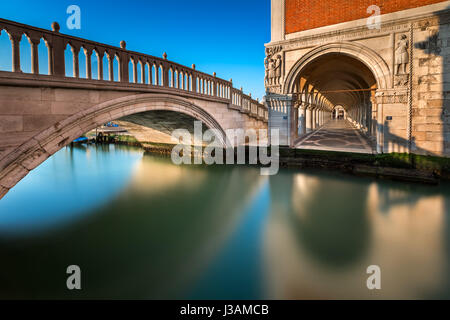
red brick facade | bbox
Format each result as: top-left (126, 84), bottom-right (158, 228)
top-left (285, 0), bottom-right (448, 34)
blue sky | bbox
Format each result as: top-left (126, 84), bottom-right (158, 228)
top-left (0, 0), bottom-right (270, 99)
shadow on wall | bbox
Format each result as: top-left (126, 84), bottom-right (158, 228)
top-left (409, 5), bottom-right (450, 299)
top-left (381, 120), bottom-right (438, 156)
top-left (412, 6), bottom-right (450, 157)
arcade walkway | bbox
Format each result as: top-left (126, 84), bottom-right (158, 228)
top-left (296, 119), bottom-right (374, 154)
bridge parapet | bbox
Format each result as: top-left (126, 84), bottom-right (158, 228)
top-left (0, 18), bottom-right (267, 122)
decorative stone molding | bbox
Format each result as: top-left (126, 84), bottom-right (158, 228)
top-left (267, 22), bottom-right (410, 52)
top-left (375, 89), bottom-right (408, 104)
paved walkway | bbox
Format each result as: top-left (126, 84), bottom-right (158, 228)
top-left (295, 119), bottom-right (374, 154)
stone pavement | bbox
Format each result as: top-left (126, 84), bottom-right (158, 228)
top-left (295, 119), bottom-right (374, 154)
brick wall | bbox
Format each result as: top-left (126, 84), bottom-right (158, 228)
top-left (285, 0), bottom-right (448, 34)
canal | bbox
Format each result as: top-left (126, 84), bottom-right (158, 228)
top-left (0, 144), bottom-right (450, 299)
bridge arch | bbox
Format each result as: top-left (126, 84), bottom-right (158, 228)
top-left (0, 93), bottom-right (229, 198)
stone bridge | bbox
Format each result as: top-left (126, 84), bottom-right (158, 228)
top-left (0, 18), bottom-right (268, 199)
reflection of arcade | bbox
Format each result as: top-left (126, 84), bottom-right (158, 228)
top-left (265, 170), bottom-right (447, 299)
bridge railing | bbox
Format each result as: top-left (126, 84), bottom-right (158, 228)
top-left (0, 18), bottom-right (267, 122)
top-left (231, 87), bottom-right (268, 121)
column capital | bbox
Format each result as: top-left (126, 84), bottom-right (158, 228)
top-left (299, 102), bottom-right (308, 110)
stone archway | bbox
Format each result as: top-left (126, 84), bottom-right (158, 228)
top-left (281, 41), bottom-right (390, 148)
top-left (283, 42), bottom-right (392, 94)
top-left (0, 94), bottom-right (229, 199)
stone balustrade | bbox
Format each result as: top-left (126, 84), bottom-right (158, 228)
top-left (0, 18), bottom-right (267, 122)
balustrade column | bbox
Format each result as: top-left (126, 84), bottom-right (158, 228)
top-left (9, 33), bottom-right (22, 72)
top-left (97, 51), bottom-right (104, 80)
top-left (45, 40), bottom-right (54, 75)
top-left (181, 72), bottom-right (185, 90)
top-left (71, 46), bottom-right (80, 78)
top-left (119, 53), bottom-right (128, 83)
top-left (148, 64), bottom-right (153, 85)
top-left (156, 65), bottom-right (160, 85)
top-left (170, 69), bottom-right (174, 88)
top-left (84, 48), bottom-right (92, 79)
top-left (108, 54), bottom-right (114, 81)
top-left (163, 65), bottom-right (169, 87)
top-left (140, 61), bottom-right (145, 84)
top-left (29, 38), bottom-right (40, 74)
top-left (133, 59), bottom-right (138, 83)
top-left (191, 74), bottom-right (196, 92)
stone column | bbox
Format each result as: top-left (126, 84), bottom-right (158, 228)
top-left (108, 54), bottom-right (114, 81)
top-left (71, 45), bottom-right (80, 78)
top-left (84, 47), bottom-right (92, 80)
top-left (312, 106), bottom-right (316, 130)
top-left (316, 108), bottom-right (320, 128)
top-left (313, 107), bottom-right (318, 129)
top-left (290, 101), bottom-right (299, 146)
top-left (97, 51), bottom-right (104, 80)
top-left (375, 91), bottom-right (384, 154)
top-left (191, 74), bottom-right (197, 92)
top-left (298, 103), bottom-right (307, 135)
top-left (133, 59), bottom-right (138, 83)
top-left (45, 40), bottom-right (54, 76)
top-left (9, 32), bottom-right (22, 73)
top-left (119, 52), bottom-right (129, 83)
top-left (306, 106), bottom-right (312, 132)
top-left (51, 32), bottom-right (66, 77)
top-left (29, 37), bottom-right (40, 74)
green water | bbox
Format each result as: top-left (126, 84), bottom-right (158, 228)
top-left (1, 144), bottom-right (450, 299)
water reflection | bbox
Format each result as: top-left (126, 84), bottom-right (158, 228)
top-left (265, 170), bottom-right (450, 299)
top-left (0, 145), bottom-right (266, 299)
top-left (0, 145), bottom-right (450, 299)
top-left (0, 144), bottom-right (143, 235)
